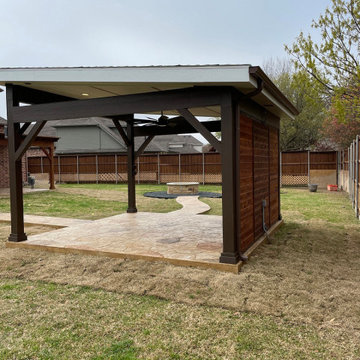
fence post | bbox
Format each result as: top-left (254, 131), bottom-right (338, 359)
top-left (40, 156), bottom-right (44, 174)
top-left (349, 143), bottom-right (354, 207)
top-left (279, 152), bottom-right (282, 187)
top-left (348, 146), bottom-right (351, 198)
top-left (137, 156), bottom-right (140, 184)
top-left (76, 155), bottom-right (80, 184)
top-left (307, 150), bottom-right (310, 185)
top-left (353, 141), bottom-right (356, 209)
top-left (336, 151), bottom-right (339, 186)
top-left (202, 153), bottom-right (205, 185)
top-left (356, 136), bottom-right (359, 219)
top-left (115, 154), bottom-right (118, 184)
top-left (341, 149), bottom-right (345, 187)
top-left (157, 153), bottom-right (160, 184)
top-left (58, 155), bottom-right (61, 183)
top-left (178, 153), bottom-right (181, 182)
top-left (95, 155), bottom-right (99, 184)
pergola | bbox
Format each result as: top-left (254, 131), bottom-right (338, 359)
top-left (0, 65), bottom-right (298, 265)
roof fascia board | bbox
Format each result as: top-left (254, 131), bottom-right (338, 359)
top-left (261, 88), bottom-right (296, 120)
top-left (0, 65), bottom-right (251, 85)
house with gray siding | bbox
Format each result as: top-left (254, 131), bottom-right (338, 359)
top-left (29, 117), bottom-right (203, 155)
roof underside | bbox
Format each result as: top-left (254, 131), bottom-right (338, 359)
top-left (0, 65), bottom-right (298, 119)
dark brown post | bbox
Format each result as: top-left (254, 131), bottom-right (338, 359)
top-left (6, 84), bottom-right (27, 242)
top-left (219, 92), bottom-right (240, 264)
top-left (127, 115), bottom-right (137, 213)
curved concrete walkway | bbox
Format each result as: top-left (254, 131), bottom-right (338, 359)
top-left (173, 196), bottom-right (210, 215)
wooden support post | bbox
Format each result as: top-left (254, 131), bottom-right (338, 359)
top-left (127, 116), bottom-right (137, 213)
top-left (219, 93), bottom-right (240, 264)
top-left (6, 84), bottom-right (27, 242)
top-left (40, 146), bottom-right (55, 190)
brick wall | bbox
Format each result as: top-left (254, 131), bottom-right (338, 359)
top-left (0, 143), bottom-right (27, 188)
top-left (0, 145), bottom-right (9, 187)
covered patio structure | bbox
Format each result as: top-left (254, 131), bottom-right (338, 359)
top-left (0, 65), bottom-right (298, 270)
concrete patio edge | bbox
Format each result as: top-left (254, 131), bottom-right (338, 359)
top-left (5, 219), bottom-right (283, 273)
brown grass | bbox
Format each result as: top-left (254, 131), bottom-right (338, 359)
top-left (0, 188), bottom-right (359, 358)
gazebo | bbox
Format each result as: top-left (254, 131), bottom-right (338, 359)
top-left (0, 65), bottom-right (298, 268)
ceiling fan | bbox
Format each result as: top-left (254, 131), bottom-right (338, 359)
top-left (134, 111), bottom-right (171, 127)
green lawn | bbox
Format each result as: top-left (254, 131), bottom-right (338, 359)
top-left (0, 184), bottom-right (222, 219)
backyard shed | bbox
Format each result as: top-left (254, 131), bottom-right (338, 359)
top-left (0, 65), bottom-right (298, 268)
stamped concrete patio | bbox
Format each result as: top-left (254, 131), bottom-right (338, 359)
top-left (6, 196), bottom-right (244, 273)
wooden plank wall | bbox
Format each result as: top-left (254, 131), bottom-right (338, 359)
top-left (239, 116), bottom-right (279, 253)
top-left (253, 122), bottom-right (270, 241)
top-left (269, 127), bottom-right (280, 225)
top-left (238, 114), bottom-right (254, 252)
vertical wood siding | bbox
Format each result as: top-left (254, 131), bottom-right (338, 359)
top-left (238, 114), bottom-right (254, 252)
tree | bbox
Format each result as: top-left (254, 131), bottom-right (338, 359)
top-left (285, 0), bottom-right (360, 101)
top-left (285, 0), bottom-right (360, 148)
top-left (322, 108), bottom-right (360, 148)
top-left (263, 58), bottom-right (326, 151)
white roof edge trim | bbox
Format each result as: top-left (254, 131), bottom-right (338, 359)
top-left (261, 88), bottom-right (295, 120)
top-left (0, 65), bottom-right (252, 84)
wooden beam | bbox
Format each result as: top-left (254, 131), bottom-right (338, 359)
top-left (12, 87), bottom-right (226, 123)
top-left (19, 122), bottom-right (30, 135)
top-left (134, 119), bottom-right (221, 137)
top-left (135, 135), bottom-right (155, 158)
top-left (177, 108), bottom-right (222, 153)
top-left (15, 121), bottom-right (46, 161)
top-left (6, 84), bottom-right (27, 242)
top-left (127, 117), bottom-right (137, 213)
top-left (13, 85), bottom-right (73, 104)
top-left (112, 119), bottom-right (130, 146)
top-left (219, 92), bottom-right (240, 264)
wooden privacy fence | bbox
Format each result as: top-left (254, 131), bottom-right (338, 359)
top-left (28, 150), bottom-right (339, 187)
top-left (280, 151), bottom-right (337, 187)
top-left (27, 153), bottom-right (222, 185)
top-left (338, 136), bottom-right (360, 220)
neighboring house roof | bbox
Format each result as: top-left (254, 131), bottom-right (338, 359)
top-left (0, 116), bottom-right (6, 126)
top-left (30, 117), bottom-right (203, 154)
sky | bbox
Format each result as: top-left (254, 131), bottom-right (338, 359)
top-left (0, 0), bottom-right (331, 141)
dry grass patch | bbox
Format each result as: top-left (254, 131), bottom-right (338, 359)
top-left (0, 188), bottom-right (359, 358)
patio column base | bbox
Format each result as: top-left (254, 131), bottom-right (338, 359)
top-left (127, 208), bottom-right (137, 213)
top-left (219, 252), bottom-right (240, 264)
top-left (8, 233), bottom-right (27, 242)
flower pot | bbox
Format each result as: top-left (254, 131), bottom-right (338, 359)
top-left (308, 184), bottom-right (318, 192)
